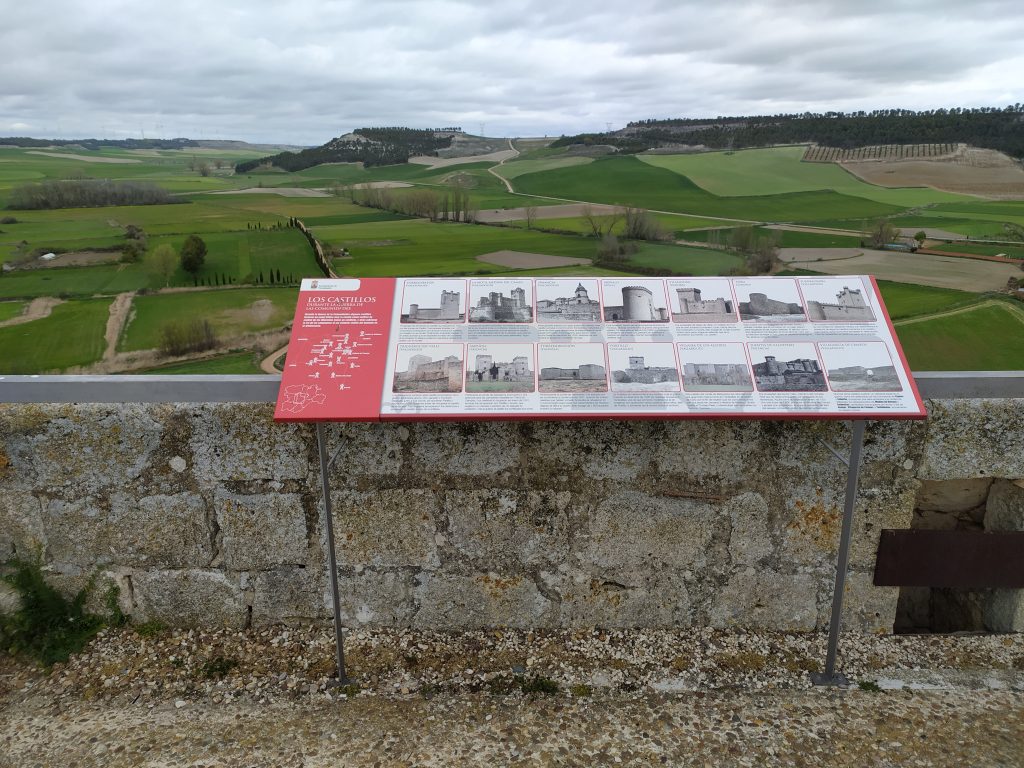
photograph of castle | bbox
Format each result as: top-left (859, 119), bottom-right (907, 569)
top-left (818, 342), bottom-right (902, 392)
top-left (392, 344), bottom-right (464, 393)
top-left (535, 279), bottom-right (602, 323)
top-left (465, 343), bottom-right (535, 393)
top-left (601, 280), bottom-right (669, 322)
top-left (801, 279), bottom-right (876, 322)
top-left (608, 343), bottom-right (679, 391)
top-left (734, 278), bottom-right (806, 321)
top-left (669, 278), bottom-right (738, 323)
top-left (678, 343), bottom-right (753, 392)
top-left (468, 279), bottom-right (534, 323)
top-left (749, 343), bottom-right (827, 392)
top-left (538, 343), bottom-right (607, 392)
top-left (400, 279), bottom-right (467, 323)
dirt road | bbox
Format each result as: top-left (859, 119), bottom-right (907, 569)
top-left (894, 299), bottom-right (1024, 327)
top-left (0, 296), bottom-right (62, 328)
top-left (261, 344), bottom-right (289, 373)
top-left (486, 139), bottom-right (520, 193)
top-left (103, 292), bottom-right (134, 361)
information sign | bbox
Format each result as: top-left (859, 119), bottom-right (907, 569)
top-left (273, 275), bottom-right (926, 421)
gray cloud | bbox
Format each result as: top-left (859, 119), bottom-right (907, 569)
top-left (1, 0), bottom-right (1021, 144)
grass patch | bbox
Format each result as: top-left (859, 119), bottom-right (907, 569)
top-left (0, 300), bottom-right (26, 322)
top-left (0, 297), bottom-right (110, 372)
top-left (622, 243), bottom-right (744, 275)
top-left (858, 680), bottom-right (883, 692)
top-left (133, 620), bottom-right (167, 638)
top-left (138, 351), bottom-right (264, 374)
top-left (896, 301), bottom-right (1024, 370)
top-left (119, 287), bottom-right (297, 352)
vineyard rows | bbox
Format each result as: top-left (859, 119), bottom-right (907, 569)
top-left (803, 143), bottom-right (960, 163)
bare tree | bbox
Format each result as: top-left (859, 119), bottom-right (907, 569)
top-left (524, 205), bottom-right (538, 229)
top-left (867, 219), bottom-right (900, 249)
top-left (151, 243), bottom-right (177, 287)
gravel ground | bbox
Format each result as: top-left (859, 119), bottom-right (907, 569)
top-left (1, 626), bottom-right (1022, 766)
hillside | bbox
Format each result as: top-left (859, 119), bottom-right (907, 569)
top-left (554, 106), bottom-right (1024, 159)
top-left (235, 128), bottom-right (459, 173)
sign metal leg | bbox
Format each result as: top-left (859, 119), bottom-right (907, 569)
top-left (316, 423), bottom-right (349, 685)
top-left (811, 419), bottom-right (867, 687)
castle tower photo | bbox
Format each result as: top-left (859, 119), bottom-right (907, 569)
top-left (465, 344), bottom-right (535, 392)
top-left (672, 281), bottom-right (737, 323)
top-left (536, 279), bottom-right (601, 322)
top-left (401, 280), bottom-right (467, 323)
top-left (603, 283), bottom-right (669, 322)
top-left (805, 285), bottom-right (876, 322)
top-left (609, 343), bottom-right (679, 391)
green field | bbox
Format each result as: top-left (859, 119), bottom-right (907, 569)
top-left (932, 242), bottom-right (1024, 259)
top-left (0, 298), bottom-right (110, 373)
top-left (620, 244), bottom-right (744, 275)
top-left (639, 147), bottom-right (969, 206)
top-left (496, 156), bottom-right (593, 179)
top-left (119, 287), bottom-right (298, 352)
top-left (512, 156), bottom-right (902, 222)
top-left (138, 351), bottom-right (264, 374)
top-left (873, 281), bottom-right (981, 319)
top-left (0, 300), bottom-right (26, 322)
top-left (683, 227), bottom-right (862, 249)
top-left (896, 302), bottom-right (1024, 370)
top-left (507, 213), bottom-right (737, 237)
top-left (314, 218), bottom-right (602, 277)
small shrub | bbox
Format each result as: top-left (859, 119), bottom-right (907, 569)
top-left (569, 684), bottom-right (592, 697)
top-left (520, 676), bottom-right (559, 695)
top-left (0, 557), bottom-right (105, 666)
top-left (200, 655), bottom-right (239, 680)
top-left (158, 318), bottom-right (218, 357)
top-left (0, 216), bottom-right (17, 224)
top-left (134, 619), bottom-right (166, 638)
top-left (858, 680), bottom-right (883, 693)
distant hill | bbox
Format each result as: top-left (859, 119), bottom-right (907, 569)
top-left (554, 106), bottom-right (1024, 159)
top-left (234, 127), bottom-right (460, 173)
top-left (0, 137), bottom-right (200, 150)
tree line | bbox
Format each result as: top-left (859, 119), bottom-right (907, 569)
top-left (554, 105), bottom-right (1024, 158)
top-left (235, 127), bottom-right (454, 173)
top-left (0, 137), bottom-right (199, 150)
top-left (7, 179), bottom-right (176, 210)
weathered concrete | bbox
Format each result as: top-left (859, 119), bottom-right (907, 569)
top-left (0, 400), bottom-right (1021, 633)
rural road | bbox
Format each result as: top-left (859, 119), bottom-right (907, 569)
top-left (103, 292), bottom-right (134, 362)
top-left (487, 139), bottom-right (519, 193)
top-left (261, 344), bottom-right (289, 373)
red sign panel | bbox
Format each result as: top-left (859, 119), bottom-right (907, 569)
top-left (273, 278), bottom-right (395, 422)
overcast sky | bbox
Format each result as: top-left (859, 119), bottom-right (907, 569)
top-left (3, 0), bottom-right (1023, 145)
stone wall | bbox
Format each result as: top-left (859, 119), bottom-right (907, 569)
top-left (1, 399), bottom-right (1021, 633)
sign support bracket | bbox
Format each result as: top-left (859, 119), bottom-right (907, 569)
top-left (316, 422), bottom-right (350, 686)
top-left (810, 419), bottom-right (867, 687)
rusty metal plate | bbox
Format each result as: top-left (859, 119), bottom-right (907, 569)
top-left (874, 530), bottom-right (1024, 588)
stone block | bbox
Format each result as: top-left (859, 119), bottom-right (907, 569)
top-left (985, 589), bottom-right (1024, 632)
top-left (324, 422), bottom-right (407, 486)
top-left (838, 571), bottom-right (900, 634)
top-left (133, 570), bottom-right (246, 628)
top-left (710, 570), bottom-right (817, 631)
top-left (217, 491), bottom-right (308, 571)
top-left (0, 492), bottom-right (46, 560)
top-left (189, 404), bottom-right (310, 484)
top-left (332, 489), bottom-right (440, 569)
top-left (984, 479), bottom-right (1024, 531)
top-left (248, 566), bottom-right (328, 626)
top-left (412, 572), bottom-right (556, 629)
top-left (656, 421), bottom-right (759, 490)
top-left (556, 569), bottom-right (691, 628)
top-left (574, 492), bottom-right (719, 579)
top-left (919, 399), bottom-right (1024, 480)
top-left (409, 422), bottom-right (520, 479)
top-left (725, 492), bottom-right (773, 565)
top-left (3, 404), bottom-right (162, 495)
top-left (916, 478), bottom-right (993, 513)
top-left (42, 493), bottom-right (212, 569)
top-left (337, 570), bottom-right (417, 627)
top-left (444, 489), bottom-right (570, 569)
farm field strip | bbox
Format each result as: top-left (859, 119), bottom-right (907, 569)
top-left (0, 297), bottom-right (111, 373)
top-left (638, 146), bottom-right (971, 206)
